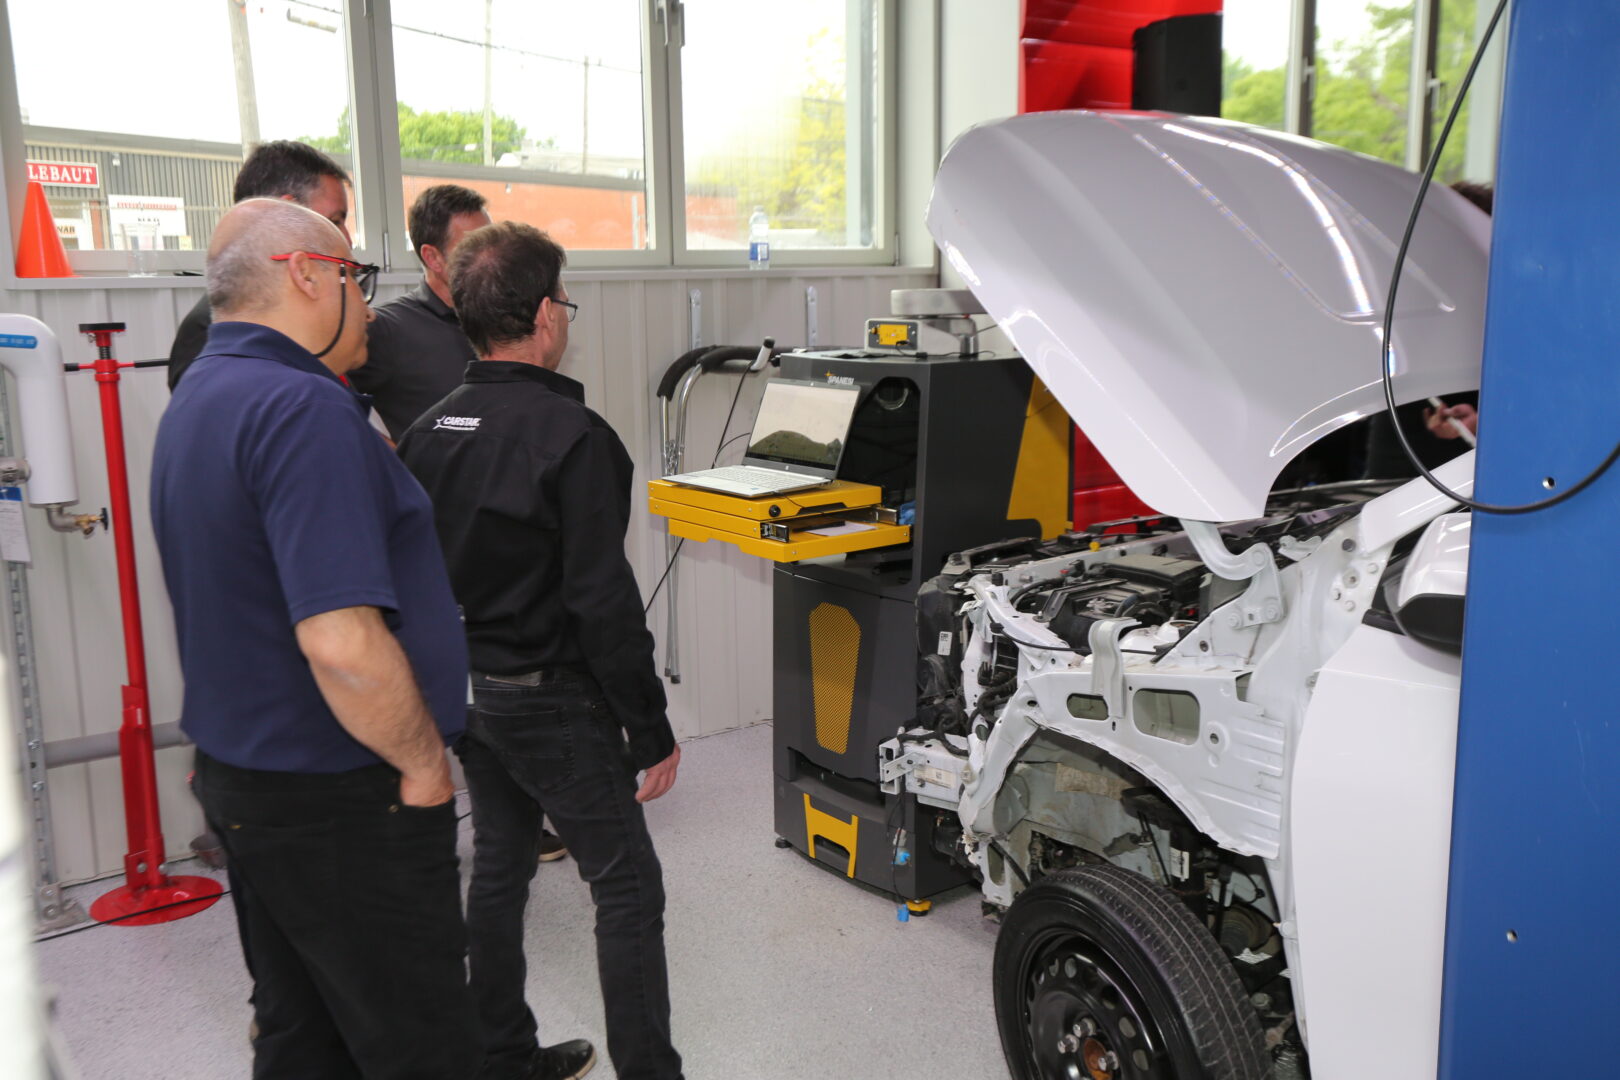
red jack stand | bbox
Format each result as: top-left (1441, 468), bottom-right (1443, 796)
top-left (76, 322), bottom-right (222, 927)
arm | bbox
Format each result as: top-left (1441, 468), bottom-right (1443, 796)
top-left (555, 426), bottom-right (679, 795)
top-left (1424, 401), bottom-right (1479, 440)
top-left (295, 605), bottom-right (453, 806)
top-left (250, 397), bottom-right (459, 800)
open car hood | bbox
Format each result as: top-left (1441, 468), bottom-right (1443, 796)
top-left (927, 111), bottom-right (1490, 522)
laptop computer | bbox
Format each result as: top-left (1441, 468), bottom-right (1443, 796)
top-left (663, 379), bottom-right (862, 497)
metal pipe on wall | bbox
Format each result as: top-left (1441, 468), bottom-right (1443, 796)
top-left (43, 721), bottom-right (187, 770)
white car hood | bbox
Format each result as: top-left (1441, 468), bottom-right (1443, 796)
top-left (927, 111), bottom-right (1491, 522)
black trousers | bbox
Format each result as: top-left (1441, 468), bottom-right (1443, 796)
top-left (193, 750), bottom-right (481, 1080)
top-left (460, 674), bottom-right (683, 1080)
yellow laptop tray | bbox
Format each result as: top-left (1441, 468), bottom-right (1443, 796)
top-left (647, 478), bottom-right (911, 562)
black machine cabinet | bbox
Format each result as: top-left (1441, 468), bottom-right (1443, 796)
top-left (770, 351), bottom-right (1068, 900)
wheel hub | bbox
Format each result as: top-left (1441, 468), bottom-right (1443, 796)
top-left (1024, 940), bottom-right (1164, 1078)
top-left (1082, 1037), bottom-right (1116, 1079)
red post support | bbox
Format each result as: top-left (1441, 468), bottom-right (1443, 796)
top-left (79, 322), bottom-right (222, 927)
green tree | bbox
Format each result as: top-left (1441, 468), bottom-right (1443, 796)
top-left (688, 28), bottom-right (852, 244)
top-left (1223, 53), bottom-right (1286, 130)
top-left (305, 103), bottom-right (529, 164)
top-left (1312, 2), bottom-right (1415, 165)
top-left (1428, 0), bottom-right (1481, 183)
top-left (773, 80), bottom-right (848, 233)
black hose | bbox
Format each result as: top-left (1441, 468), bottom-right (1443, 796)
top-left (654, 345), bottom-right (720, 401)
top-left (697, 345), bottom-right (761, 372)
top-left (654, 343), bottom-right (783, 400)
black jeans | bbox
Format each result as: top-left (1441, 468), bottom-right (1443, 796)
top-left (193, 750), bottom-right (481, 1080)
top-left (460, 674), bottom-right (682, 1080)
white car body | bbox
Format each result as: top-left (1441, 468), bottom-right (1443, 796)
top-left (889, 112), bottom-right (1490, 1078)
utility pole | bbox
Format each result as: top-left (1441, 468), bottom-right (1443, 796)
top-left (581, 56), bottom-right (591, 174)
top-left (482, 0), bottom-right (495, 165)
top-left (228, 0), bottom-right (260, 156)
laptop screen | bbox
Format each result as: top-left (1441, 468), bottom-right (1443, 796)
top-left (744, 381), bottom-right (861, 470)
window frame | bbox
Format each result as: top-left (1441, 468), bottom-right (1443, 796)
top-left (0, 0), bottom-right (390, 276)
top-left (370, 0), bottom-right (674, 272)
top-left (0, 0), bottom-right (898, 279)
top-left (659, 0), bottom-right (898, 269)
top-left (0, 0), bottom-right (1501, 281)
top-left (1277, 0), bottom-right (1507, 178)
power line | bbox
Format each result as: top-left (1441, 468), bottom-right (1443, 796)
top-left (287, 0), bottom-right (642, 75)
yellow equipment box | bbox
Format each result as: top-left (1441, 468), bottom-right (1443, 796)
top-left (647, 479), bottom-right (911, 562)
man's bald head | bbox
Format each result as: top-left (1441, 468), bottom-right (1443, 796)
top-left (207, 198), bottom-right (350, 318)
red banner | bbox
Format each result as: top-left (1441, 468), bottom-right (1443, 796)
top-left (28, 160), bottom-right (100, 188)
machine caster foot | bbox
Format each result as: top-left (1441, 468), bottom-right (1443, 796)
top-left (905, 899), bottom-right (933, 917)
top-left (773, 836), bottom-right (793, 849)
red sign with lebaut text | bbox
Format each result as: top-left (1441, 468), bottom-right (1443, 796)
top-left (28, 160), bottom-right (100, 188)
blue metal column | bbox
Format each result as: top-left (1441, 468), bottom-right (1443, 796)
top-left (1440, 3), bottom-right (1620, 1075)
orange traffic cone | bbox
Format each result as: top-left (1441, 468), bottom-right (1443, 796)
top-left (15, 180), bottom-right (74, 278)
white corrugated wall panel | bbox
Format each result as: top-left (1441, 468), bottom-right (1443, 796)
top-left (0, 269), bottom-right (932, 881)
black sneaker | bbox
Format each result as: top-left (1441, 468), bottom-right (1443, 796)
top-left (190, 831), bottom-right (227, 870)
top-left (538, 829), bottom-right (569, 863)
top-left (529, 1039), bottom-right (595, 1080)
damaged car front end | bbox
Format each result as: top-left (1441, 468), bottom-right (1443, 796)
top-left (884, 111), bottom-right (1490, 1080)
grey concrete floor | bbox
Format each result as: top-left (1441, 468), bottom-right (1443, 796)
top-left (35, 722), bottom-right (1011, 1079)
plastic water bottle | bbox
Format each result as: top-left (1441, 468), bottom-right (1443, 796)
top-left (748, 206), bottom-right (770, 271)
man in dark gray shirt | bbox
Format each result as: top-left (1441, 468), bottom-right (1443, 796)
top-left (166, 141), bottom-right (352, 390)
top-left (350, 184), bottom-right (490, 439)
top-left (355, 185), bottom-right (569, 861)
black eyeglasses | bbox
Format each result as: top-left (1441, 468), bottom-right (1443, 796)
top-left (271, 252), bottom-right (380, 303)
top-left (552, 298), bottom-right (579, 324)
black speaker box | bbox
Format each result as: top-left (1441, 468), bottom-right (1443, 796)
top-left (1132, 13), bottom-right (1222, 117)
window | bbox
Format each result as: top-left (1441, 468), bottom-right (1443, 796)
top-left (1431, 0), bottom-right (1503, 183)
top-left (7, 0), bottom-right (357, 255)
top-left (1, 0), bottom-right (900, 272)
top-left (1311, 0), bottom-right (1416, 167)
top-left (1218, 1), bottom-right (1510, 184)
top-left (1221, 0), bottom-right (1290, 131)
top-left (387, 0), bottom-right (652, 253)
top-left (676, 0), bottom-right (881, 256)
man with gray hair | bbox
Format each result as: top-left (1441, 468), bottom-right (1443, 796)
top-left (151, 198), bottom-right (483, 1078)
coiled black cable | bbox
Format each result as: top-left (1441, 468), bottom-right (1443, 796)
top-left (1378, 0), bottom-right (1620, 514)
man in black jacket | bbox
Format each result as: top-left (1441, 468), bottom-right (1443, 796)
top-left (398, 221), bottom-right (682, 1080)
top-left (166, 141), bottom-right (352, 389)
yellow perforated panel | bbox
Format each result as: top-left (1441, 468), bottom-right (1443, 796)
top-left (1005, 375), bottom-right (1072, 539)
top-left (808, 602), bottom-right (860, 755)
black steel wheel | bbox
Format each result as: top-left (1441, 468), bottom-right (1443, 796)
top-left (994, 865), bottom-right (1267, 1080)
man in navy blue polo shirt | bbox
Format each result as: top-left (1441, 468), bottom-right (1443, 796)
top-left (151, 198), bottom-right (484, 1079)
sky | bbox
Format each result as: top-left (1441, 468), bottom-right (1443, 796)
top-left (1222, 0), bottom-right (1293, 70)
top-left (9, 0), bottom-right (852, 165)
top-left (1222, 0), bottom-right (1422, 70)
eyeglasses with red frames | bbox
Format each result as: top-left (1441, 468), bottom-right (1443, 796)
top-left (270, 252), bottom-right (380, 303)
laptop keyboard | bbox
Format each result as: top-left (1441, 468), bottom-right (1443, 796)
top-left (701, 466), bottom-right (800, 486)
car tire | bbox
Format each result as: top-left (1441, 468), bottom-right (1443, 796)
top-left (994, 864), bottom-right (1268, 1080)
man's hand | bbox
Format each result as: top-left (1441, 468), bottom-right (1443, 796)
top-left (1424, 402), bottom-right (1478, 440)
top-left (636, 746), bottom-right (681, 803)
top-left (296, 606), bottom-right (454, 803)
top-left (400, 752), bottom-right (456, 807)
